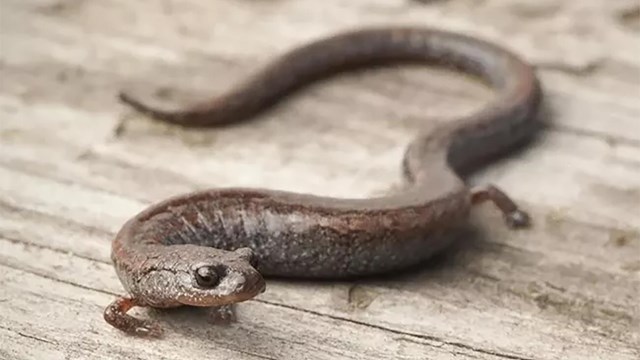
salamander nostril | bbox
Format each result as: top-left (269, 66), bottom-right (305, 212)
top-left (249, 254), bottom-right (259, 269)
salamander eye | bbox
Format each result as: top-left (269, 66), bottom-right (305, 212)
top-left (195, 266), bottom-right (219, 288)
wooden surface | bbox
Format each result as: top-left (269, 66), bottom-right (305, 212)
top-left (1, 0), bottom-right (639, 359)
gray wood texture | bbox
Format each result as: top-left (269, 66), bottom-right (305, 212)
top-left (1, 0), bottom-right (639, 359)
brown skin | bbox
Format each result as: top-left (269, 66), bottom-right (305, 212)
top-left (106, 27), bottom-right (542, 337)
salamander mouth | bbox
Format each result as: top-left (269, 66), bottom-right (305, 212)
top-left (177, 278), bottom-right (266, 307)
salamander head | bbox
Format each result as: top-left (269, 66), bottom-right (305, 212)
top-left (133, 246), bottom-right (265, 307)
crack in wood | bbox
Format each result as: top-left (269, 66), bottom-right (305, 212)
top-left (255, 299), bottom-right (537, 360)
top-left (545, 125), bottom-right (640, 147)
top-left (0, 325), bottom-right (59, 346)
top-left (536, 59), bottom-right (604, 76)
top-left (0, 233), bottom-right (110, 265)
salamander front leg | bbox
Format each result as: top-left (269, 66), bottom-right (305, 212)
top-left (104, 297), bottom-right (163, 338)
top-left (471, 185), bottom-right (531, 228)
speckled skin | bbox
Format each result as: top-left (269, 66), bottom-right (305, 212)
top-left (106, 27), bottom-right (542, 337)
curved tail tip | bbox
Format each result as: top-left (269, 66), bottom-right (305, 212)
top-left (118, 91), bottom-right (143, 108)
top-left (117, 91), bottom-right (166, 119)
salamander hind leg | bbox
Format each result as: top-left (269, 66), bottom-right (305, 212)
top-left (471, 185), bottom-right (531, 228)
top-left (104, 297), bottom-right (163, 338)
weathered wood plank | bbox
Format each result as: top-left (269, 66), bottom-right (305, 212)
top-left (1, 164), bottom-right (638, 359)
top-left (1, 0), bottom-right (639, 359)
top-left (0, 244), bottom-right (506, 360)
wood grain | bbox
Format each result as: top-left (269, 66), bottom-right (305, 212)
top-left (1, 0), bottom-right (639, 359)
